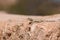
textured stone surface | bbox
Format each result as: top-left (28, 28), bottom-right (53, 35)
top-left (0, 11), bottom-right (60, 40)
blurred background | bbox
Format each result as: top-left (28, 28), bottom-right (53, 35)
top-left (0, 0), bottom-right (60, 15)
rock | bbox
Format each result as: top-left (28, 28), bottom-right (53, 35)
top-left (0, 12), bottom-right (60, 40)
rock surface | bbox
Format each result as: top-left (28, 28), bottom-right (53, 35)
top-left (0, 11), bottom-right (60, 40)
